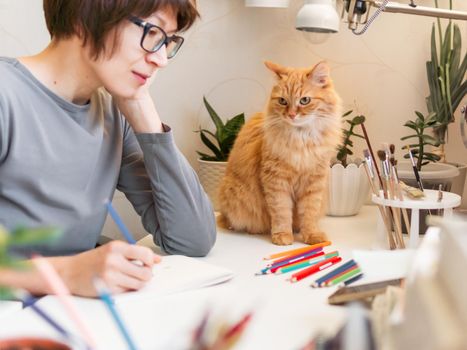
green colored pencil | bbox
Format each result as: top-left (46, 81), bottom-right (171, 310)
top-left (326, 267), bottom-right (362, 286)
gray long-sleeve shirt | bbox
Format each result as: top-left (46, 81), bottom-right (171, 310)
top-left (0, 57), bottom-right (216, 257)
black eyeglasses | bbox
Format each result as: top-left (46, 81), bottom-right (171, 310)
top-left (128, 16), bottom-right (184, 59)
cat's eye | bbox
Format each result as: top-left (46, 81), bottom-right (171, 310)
top-left (300, 97), bottom-right (311, 105)
top-left (278, 98), bottom-right (288, 106)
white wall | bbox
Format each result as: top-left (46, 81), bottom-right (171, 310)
top-left (1, 0), bottom-right (466, 237)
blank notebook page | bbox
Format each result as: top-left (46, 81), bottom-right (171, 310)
top-left (114, 255), bottom-right (234, 303)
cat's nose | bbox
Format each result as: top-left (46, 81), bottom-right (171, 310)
top-left (288, 112), bottom-right (297, 119)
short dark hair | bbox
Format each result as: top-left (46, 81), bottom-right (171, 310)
top-left (43, 0), bottom-right (199, 59)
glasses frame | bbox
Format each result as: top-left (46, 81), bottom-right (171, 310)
top-left (128, 16), bottom-right (184, 59)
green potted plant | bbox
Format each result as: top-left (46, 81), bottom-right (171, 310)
top-left (196, 96), bottom-right (245, 210)
top-left (327, 110), bottom-right (370, 216)
top-left (423, 5), bottom-right (467, 198)
top-left (398, 111), bottom-right (459, 235)
top-left (0, 225), bottom-right (70, 350)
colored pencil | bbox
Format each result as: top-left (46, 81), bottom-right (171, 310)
top-left (338, 273), bottom-right (364, 287)
top-left (326, 267), bottom-right (362, 287)
top-left (211, 313), bottom-right (253, 349)
top-left (263, 241), bottom-right (331, 260)
top-left (255, 250), bottom-right (324, 275)
top-left (93, 278), bottom-right (138, 350)
top-left (16, 290), bottom-right (86, 348)
top-left (268, 248), bottom-right (323, 267)
top-left (290, 256), bottom-right (342, 283)
top-left (322, 265), bottom-right (360, 287)
top-left (191, 311), bottom-right (210, 349)
top-left (254, 267), bottom-right (271, 276)
top-left (315, 264), bottom-right (358, 288)
top-left (276, 251), bottom-right (339, 274)
top-left (311, 259), bottom-right (357, 287)
top-left (32, 256), bottom-right (97, 349)
top-left (105, 201), bottom-right (136, 244)
top-left (268, 251), bottom-right (324, 273)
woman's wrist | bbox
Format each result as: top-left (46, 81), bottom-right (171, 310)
top-left (116, 94), bottom-right (164, 133)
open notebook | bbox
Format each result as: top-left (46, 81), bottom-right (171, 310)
top-left (114, 255), bottom-right (234, 303)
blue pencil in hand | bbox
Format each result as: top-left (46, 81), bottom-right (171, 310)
top-left (93, 278), bottom-right (139, 350)
top-left (105, 201), bottom-right (136, 244)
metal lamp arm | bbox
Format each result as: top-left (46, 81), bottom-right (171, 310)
top-left (344, 0), bottom-right (467, 34)
top-left (374, 1), bottom-right (467, 20)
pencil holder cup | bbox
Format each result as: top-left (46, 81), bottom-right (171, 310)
top-left (372, 189), bottom-right (461, 249)
top-left (397, 162), bottom-right (459, 234)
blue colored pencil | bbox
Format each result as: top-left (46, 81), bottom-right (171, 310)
top-left (105, 201), bottom-right (136, 244)
top-left (18, 291), bottom-right (88, 349)
top-left (338, 272), bottom-right (364, 287)
top-left (93, 278), bottom-right (139, 350)
top-left (311, 259), bottom-right (357, 287)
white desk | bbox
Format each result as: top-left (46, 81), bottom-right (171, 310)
top-left (0, 206), bottom-right (381, 350)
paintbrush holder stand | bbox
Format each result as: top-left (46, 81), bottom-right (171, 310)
top-left (372, 189), bottom-right (461, 249)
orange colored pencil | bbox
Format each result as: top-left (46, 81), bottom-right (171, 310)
top-left (269, 251), bottom-right (324, 273)
top-left (263, 241), bottom-right (332, 260)
top-left (268, 248), bottom-right (323, 267)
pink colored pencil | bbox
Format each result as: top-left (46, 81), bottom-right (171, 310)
top-left (32, 256), bottom-right (97, 349)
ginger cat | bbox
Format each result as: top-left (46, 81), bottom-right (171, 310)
top-left (218, 61), bottom-right (342, 245)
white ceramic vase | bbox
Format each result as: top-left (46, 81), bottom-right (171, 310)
top-left (197, 159), bottom-right (227, 211)
top-left (327, 163), bottom-right (370, 216)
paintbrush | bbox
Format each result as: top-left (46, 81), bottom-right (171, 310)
top-left (389, 157), bottom-right (410, 246)
top-left (379, 149), bottom-right (404, 249)
top-left (377, 150), bottom-right (399, 249)
top-left (363, 149), bottom-right (394, 247)
top-left (405, 145), bottom-right (424, 192)
top-left (361, 122), bottom-right (384, 191)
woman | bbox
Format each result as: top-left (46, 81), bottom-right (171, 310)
top-left (0, 0), bottom-right (216, 296)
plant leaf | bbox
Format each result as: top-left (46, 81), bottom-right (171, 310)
top-left (203, 97), bottom-right (225, 141)
top-left (352, 115), bottom-right (366, 124)
top-left (196, 151), bottom-right (224, 162)
top-left (199, 130), bottom-right (224, 160)
top-left (9, 226), bottom-right (62, 246)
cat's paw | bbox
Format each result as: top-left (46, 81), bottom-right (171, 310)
top-left (302, 231), bottom-right (328, 245)
top-left (271, 231), bottom-right (294, 245)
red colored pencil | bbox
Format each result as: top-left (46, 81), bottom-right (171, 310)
top-left (290, 256), bottom-right (342, 283)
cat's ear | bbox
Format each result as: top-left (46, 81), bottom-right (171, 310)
top-left (264, 61), bottom-right (288, 79)
top-left (308, 61), bottom-right (330, 87)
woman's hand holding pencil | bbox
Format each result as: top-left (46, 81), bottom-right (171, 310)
top-left (46, 241), bottom-right (160, 297)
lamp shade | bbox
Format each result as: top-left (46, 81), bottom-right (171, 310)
top-left (245, 0), bottom-right (290, 7)
top-left (296, 0), bottom-right (339, 33)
